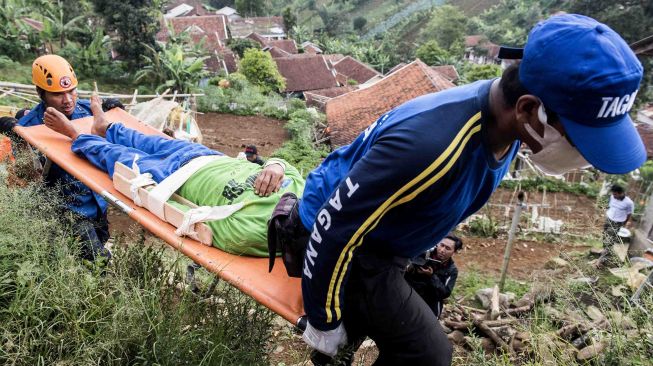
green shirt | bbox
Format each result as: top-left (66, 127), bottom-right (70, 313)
top-left (170, 157), bottom-right (304, 257)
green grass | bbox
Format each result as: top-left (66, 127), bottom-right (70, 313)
top-left (0, 156), bottom-right (275, 365)
top-left (454, 265), bottom-right (530, 305)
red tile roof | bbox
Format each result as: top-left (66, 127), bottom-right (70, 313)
top-left (274, 55), bottom-right (339, 93)
top-left (303, 44), bottom-right (322, 54)
top-left (431, 65), bottom-right (459, 82)
top-left (268, 39), bottom-right (298, 54)
top-left (245, 32), bottom-right (269, 46)
top-left (158, 15), bottom-right (229, 52)
top-left (304, 86), bottom-right (357, 112)
top-left (323, 54), bottom-right (345, 64)
top-left (386, 62), bottom-right (406, 75)
top-left (326, 60), bottom-right (455, 147)
top-left (265, 46), bottom-right (292, 58)
top-left (229, 17), bottom-right (285, 38)
top-left (21, 17), bottom-right (43, 32)
top-left (332, 56), bottom-right (381, 84)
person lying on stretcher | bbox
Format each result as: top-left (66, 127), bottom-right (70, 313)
top-left (42, 94), bottom-right (305, 257)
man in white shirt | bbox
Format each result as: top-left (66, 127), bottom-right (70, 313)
top-left (599, 184), bottom-right (634, 266)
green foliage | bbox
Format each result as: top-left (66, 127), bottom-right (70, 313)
top-left (475, 0), bottom-right (551, 46)
top-left (273, 109), bottom-right (329, 176)
top-left (0, 0), bottom-right (32, 60)
top-left (453, 265), bottom-right (530, 304)
top-left (235, 0), bottom-right (266, 16)
top-left (42, 0), bottom-right (86, 48)
top-left (283, 7), bottom-right (298, 34)
top-left (239, 48), bottom-right (286, 94)
top-left (0, 56), bottom-right (32, 84)
top-left (500, 176), bottom-right (600, 198)
top-left (59, 29), bottom-right (121, 80)
top-left (461, 63), bottom-right (502, 83)
top-left (319, 34), bottom-right (394, 73)
top-left (0, 181), bottom-right (273, 365)
top-left (135, 41), bottom-right (209, 94)
top-left (353, 16), bottom-right (367, 32)
top-left (209, 0), bottom-right (234, 8)
top-left (415, 40), bottom-right (451, 66)
top-left (91, 0), bottom-right (161, 68)
top-left (317, 4), bottom-right (343, 36)
top-left (227, 37), bottom-right (261, 58)
top-left (422, 4), bottom-right (467, 56)
top-left (468, 215), bottom-right (498, 238)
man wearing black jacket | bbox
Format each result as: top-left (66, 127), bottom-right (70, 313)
top-left (405, 235), bottom-right (462, 319)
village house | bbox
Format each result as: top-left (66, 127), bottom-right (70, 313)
top-left (273, 55), bottom-right (339, 96)
top-left (326, 59), bottom-right (455, 147)
top-left (156, 15), bottom-right (237, 73)
top-left (229, 17), bottom-right (286, 40)
top-left (163, 0), bottom-right (210, 18)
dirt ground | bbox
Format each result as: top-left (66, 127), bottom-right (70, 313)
top-left (196, 112), bottom-right (288, 157)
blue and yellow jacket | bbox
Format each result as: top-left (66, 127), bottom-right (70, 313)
top-left (299, 79), bottom-right (519, 331)
top-left (18, 100), bottom-right (108, 219)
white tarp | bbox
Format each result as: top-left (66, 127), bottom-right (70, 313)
top-left (128, 97), bottom-right (202, 143)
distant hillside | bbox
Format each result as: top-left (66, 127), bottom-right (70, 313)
top-left (269, 0), bottom-right (499, 39)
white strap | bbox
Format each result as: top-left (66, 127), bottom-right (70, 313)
top-left (129, 173), bottom-right (155, 206)
top-left (127, 154), bottom-right (155, 206)
top-left (174, 202), bottom-right (245, 237)
top-left (148, 155), bottom-right (224, 220)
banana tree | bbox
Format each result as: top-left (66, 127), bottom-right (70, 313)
top-left (136, 42), bottom-right (209, 94)
top-left (42, 0), bottom-right (84, 48)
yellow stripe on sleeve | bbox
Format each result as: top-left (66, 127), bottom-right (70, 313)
top-left (323, 112), bottom-right (482, 323)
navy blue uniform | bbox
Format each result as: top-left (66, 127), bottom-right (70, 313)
top-left (299, 80), bottom-right (518, 348)
top-left (19, 100), bottom-right (110, 262)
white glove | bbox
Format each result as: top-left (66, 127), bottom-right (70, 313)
top-left (302, 321), bottom-right (348, 357)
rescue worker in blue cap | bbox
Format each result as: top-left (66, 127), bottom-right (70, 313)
top-left (279, 14), bottom-right (646, 365)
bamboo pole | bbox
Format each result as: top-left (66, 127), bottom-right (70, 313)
top-left (499, 192), bottom-right (525, 291)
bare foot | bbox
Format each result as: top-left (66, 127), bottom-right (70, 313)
top-left (90, 94), bottom-right (111, 137)
top-left (44, 107), bottom-right (80, 140)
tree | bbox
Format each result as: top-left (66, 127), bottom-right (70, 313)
top-left (422, 4), bottom-right (467, 56)
top-left (135, 42), bottom-right (209, 93)
top-left (235, 0), bottom-right (265, 16)
top-left (282, 7), bottom-right (297, 35)
top-left (227, 38), bottom-right (260, 58)
top-left (476, 0), bottom-right (550, 46)
top-left (317, 5), bottom-right (341, 36)
top-left (238, 48), bottom-right (285, 94)
top-left (353, 16), bottom-right (367, 33)
top-left (415, 41), bottom-right (451, 66)
top-left (208, 0), bottom-right (234, 9)
top-left (0, 0), bottom-right (31, 60)
top-left (42, 0), bottom-right (85, 48)
top-left (91, 0), bottom-right (161, 68)
top-left (462, 63), bottom-right (501, 83)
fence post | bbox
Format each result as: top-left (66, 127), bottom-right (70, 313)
top-left (499, 192), bottom-right (526, 291)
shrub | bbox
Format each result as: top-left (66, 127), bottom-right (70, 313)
top-left (469, 215), bottom-right (498, 238)
top-left (0, 181), bottom-right (274, 364)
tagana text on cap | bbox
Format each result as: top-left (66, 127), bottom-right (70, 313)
top-left (520, 14), bottom-right (645, 174)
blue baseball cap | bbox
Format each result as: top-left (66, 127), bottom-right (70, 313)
top-left (520, 14), bottom-right (645, 174)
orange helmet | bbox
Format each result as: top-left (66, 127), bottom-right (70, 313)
top-left (32, 55), bottom-right (78, 92)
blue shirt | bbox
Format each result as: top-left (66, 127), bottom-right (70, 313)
top-left (18, 100), bottom-right (108, 219)
top-left (299, 80), bottom-right (519, 330)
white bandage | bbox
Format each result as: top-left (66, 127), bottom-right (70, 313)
top-left (174, 202), bottom-right (245, 237)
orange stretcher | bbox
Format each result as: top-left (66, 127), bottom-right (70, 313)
top-left (14, 108), bottom-right (305, 326)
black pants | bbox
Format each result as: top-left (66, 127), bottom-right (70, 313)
top-left (342, 252), bottom-right (452, 365)
top-left (70, 213), bottom-right (111, 263)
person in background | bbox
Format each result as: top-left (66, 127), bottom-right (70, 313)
top-left (245, 144), bottom-right (264, 166)
top-left (598, 184), bottom-right (634, 267)
top-left (405, 235), bottom-right (462, 319)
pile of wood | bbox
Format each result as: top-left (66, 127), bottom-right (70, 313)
top-left (440, 282), bottom-right (642, 362)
